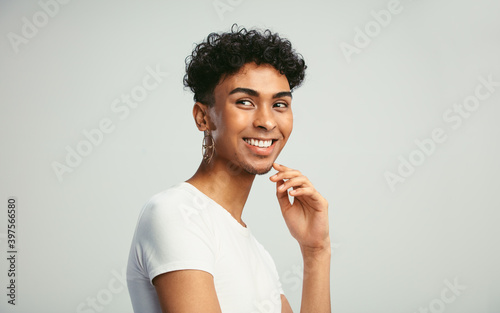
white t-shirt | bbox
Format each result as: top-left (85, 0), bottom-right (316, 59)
top-left (127, 182), bottom-right (284, 313)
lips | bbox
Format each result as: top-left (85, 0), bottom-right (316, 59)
top-left (243, 138), bottom-right (274, 148)
top-left (243, 137), bottom-right (278, 156)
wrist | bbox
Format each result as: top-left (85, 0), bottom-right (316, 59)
top-left (300, 237), bottom-right (331, 260)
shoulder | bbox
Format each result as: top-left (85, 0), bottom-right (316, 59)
top-left (131, 182), bottom-right (218, 258)
top-left (135, 182), bottom-right (215, 237)
top-left (128, 184), bottom-right (219, 286)
top-left (140, 183), bottom-right (207, 220)
top-left (149, 182), bottom-right (201, 208)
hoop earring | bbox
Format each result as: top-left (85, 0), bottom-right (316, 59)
top-left (202, 130), bottom-right (215, 164)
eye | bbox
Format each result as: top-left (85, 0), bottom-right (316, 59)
top-left (236, 99), bottom-right (253, 106)
top-left (273, 102), bottom-right (288, 108)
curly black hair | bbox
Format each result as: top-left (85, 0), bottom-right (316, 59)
top-left (183, 24), bottom-right (307, 106)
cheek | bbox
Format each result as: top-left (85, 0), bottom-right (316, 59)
top-left (212, 107), bottom-right (246, 143)
top-left (280, 113), bottom-right (293, 138)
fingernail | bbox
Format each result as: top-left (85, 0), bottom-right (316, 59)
top-left (278, 184), bottom-right (285, 190)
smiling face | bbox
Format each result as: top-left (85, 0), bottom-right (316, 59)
top-left (204, 62), bottom-right (293, 175)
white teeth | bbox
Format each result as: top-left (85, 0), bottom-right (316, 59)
top-left (245, 138), bottom-right (272, 148)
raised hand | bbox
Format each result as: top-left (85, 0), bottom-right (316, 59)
top-left (269, 163), bottom-right (330, 252)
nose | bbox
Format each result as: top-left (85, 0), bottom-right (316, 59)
top-left (253, 106), bottom-right (276, 131)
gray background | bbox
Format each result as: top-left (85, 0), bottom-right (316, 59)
top-left (1, 0), bottom-right (499, 312)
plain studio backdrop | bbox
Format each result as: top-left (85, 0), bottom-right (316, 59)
top-left (1, 0), bottom-right (499, 312)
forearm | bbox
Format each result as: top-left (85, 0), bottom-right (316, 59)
top-left (299, 241), bottom-right (331, 313)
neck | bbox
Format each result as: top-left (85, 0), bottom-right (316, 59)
top-left (186, 159), bottom-right (255, 227)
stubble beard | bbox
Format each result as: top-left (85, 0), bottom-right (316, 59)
top-left (239, 156), bottom-right (274, 175)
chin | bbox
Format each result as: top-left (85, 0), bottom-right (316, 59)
top-left (241, 162), bottom-right (274, 175)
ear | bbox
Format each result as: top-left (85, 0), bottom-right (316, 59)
top-left (192, 102), bottom-right (211, 131)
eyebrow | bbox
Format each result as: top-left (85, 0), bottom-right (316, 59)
top-left (228, 87), bottom-right (292, 99)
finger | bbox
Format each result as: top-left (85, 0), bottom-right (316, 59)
top-left (275, 179), bottom-right (291, 211)
top-left (288, 186), bottom-right (319, 199)
top-left (291, 187), bottom-right (329, 209)
top-left (272, 162), bottom-right (299, 173)
top-left (278, 176), bottom-right (311, 192)
top-left (270, 163), bottom-right (283, 179)
top-left (272, 162), bottom-right (292, 172)
top-left (272, 162), bottom-right (282, 170)
top-left (270, 163), bottom-right (303, 181)
top-left (270, 169), bottom-right (302, 182)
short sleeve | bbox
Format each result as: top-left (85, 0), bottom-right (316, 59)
top-left (133, 190), bottom-right (217, 284)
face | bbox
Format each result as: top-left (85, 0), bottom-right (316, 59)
top-left (205, 62), bottom-right (293, 175)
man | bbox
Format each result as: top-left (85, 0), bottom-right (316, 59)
top-left (127, 25), bottom-right (331, 313)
